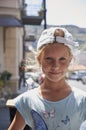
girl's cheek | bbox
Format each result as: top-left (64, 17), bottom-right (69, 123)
top-left (42, 64), bottom-right (50, 71)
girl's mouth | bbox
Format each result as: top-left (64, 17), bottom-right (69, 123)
top-left (49, 71), bottom-right (62, 75)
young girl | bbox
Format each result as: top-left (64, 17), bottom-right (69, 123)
top-left (7, 27), bottom-right (86, 130)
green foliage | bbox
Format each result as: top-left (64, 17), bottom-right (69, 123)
top-left (0, 80), bottom-right (4, 87)
top-left (0, 70), bottom-right (12, 81)
top-left (0, 70), bottom-right (12, 91)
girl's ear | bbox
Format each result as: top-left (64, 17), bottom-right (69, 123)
top-left (70, 57), bottom-right (72, 62)
top-left (37, 56), bottom-right (41, 65)
top-left (68, 56), bottom-right (73, 66)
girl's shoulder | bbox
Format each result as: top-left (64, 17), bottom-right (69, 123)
top-left (71, 86), bottom-right (86, 102)
top-left (72, 86), bottom-right (86, 95)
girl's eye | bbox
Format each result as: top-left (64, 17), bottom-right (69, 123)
top-left (45, 57), bottom-right (53, 62)
top-left (59, 57), bottom-right (66, 62)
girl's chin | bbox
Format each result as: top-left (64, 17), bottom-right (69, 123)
top-left (46, 76), bottom-right (64, 82)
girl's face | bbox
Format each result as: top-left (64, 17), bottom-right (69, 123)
top-left (38, 43), bottom-right (72, 82)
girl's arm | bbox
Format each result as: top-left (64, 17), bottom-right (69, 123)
top-left (8, 110), bottom-right (26, 130)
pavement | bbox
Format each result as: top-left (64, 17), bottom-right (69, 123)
top-left (0, 106), bottom-right (10, 130)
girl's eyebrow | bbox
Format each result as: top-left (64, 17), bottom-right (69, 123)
top-left (60, 57), bottom-right (66, 59)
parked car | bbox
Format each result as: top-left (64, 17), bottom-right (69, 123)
top-left (70, 71), bottom-right (86, 81)
top-left (70, 71), bottom-right (79, 80)
top-left (81, 75), bottom-right (86, 84)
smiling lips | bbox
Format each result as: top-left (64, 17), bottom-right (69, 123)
top-left (49, 71), bottom-right (62, 75)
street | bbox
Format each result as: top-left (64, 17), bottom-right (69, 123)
top-left (0, 80), bottom-right (86, 130)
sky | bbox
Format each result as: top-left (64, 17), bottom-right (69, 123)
top-left (25, 0), bottom-right (86, 28)
top-left (46, 0), bottom-right (86, 28)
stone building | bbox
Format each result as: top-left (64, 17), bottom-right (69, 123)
top-left (0, 0), bottom-right (24, 93)
top-left (0, 0), bottom-right (44, 93)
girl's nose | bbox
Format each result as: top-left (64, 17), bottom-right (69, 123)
top-left (52, 60), bottom-right (59, 68)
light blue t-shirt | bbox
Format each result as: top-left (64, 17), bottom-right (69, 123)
top-left (13, 87), bottom-right (86, 130)
top-left (80, 121), bottom-right (86, 130)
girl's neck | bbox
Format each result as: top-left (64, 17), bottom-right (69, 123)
top-left (41, 78), bottom-right (68, 91)
top-left (38, 79), bottom-right (72, 102)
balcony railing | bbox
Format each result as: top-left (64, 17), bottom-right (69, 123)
top-left (22, 0), bottom-right (44, 25)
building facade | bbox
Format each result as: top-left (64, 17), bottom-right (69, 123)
top-left (0, 0), bottom-right (44, 93)
top-left (0, 0), bottom-right (24, 92)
